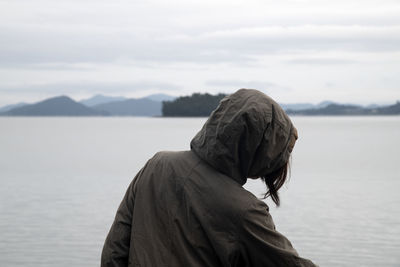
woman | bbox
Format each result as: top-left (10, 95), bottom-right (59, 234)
top-left (101, 89), bottom-right (317, 266)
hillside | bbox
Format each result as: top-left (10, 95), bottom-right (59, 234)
top-left (144, 93), bottom-right (176, 102)
top-left (280, 101), bottom-right (336, 111)
top-left (374, 101), bottom-right (400, 114)
top-left (80, 94), bottom-right (127, 107)
top-left (3, 96), bottom-right (107, 116)
top-left (93, 98), bottom-right (161, 116)
top-left (1, 94), bottom-right (398, 117)
top-left (0, 102), bottom-right (27, 112)
top-left (286, 101), bottom-right (400, 115)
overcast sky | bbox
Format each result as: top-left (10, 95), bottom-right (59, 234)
top-left (0, 0), bottom-right (399, 106)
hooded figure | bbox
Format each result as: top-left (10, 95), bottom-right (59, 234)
top-left (101, 89), bottom-right (317, 267)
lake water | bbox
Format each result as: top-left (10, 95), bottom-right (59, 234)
top-left (0, 117), bottom-right (399, 266)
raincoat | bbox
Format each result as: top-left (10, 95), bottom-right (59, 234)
top-left (101, 89), bottom-right (317, 266)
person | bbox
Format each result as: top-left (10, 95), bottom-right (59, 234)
top-left (101, 89), bottom-right (317, 267)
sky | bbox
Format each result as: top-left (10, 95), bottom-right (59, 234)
top-left (0, 0), bottom-right (399, 106)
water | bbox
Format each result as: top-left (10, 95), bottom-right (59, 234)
top-left (0, 117), bottom-right (399, 266)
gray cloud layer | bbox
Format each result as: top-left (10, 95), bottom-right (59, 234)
top-left (0, 81), bottom-right (182, 94)
top-left (0, 0), bottom-right (399, 105)
top-left (1, 25), bottom-right (399, 67)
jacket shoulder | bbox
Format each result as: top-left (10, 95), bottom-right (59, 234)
top-left (145, 150), bottom-right (202, 179)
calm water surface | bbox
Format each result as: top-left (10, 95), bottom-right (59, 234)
top-left (0, 117), bottom-right (399, 266)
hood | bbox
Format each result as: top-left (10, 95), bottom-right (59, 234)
top-left (190, 89), bottom-right (298, 185)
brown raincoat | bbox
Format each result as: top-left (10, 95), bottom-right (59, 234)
top-left (101, 89), bottom-right (317, 267)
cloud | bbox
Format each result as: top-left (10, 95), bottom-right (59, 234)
top-left (0, 81), bottom-right (182, 94)
top-left (0, 24), bottom-right (399, 67)
top-left (205, 80), bottom-right (291, 92)
top-left (0, 0), bottom-right (399, 106)
top-left (287, 58), bottom-right (359, 65)
top-left (2, 0), bottom-right (400, 68)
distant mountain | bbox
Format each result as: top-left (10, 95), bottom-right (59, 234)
top-left (1, 94), bottom-right (398, 117)
top-left (366, 104), bottom-right (380, 109)
top-left (280, 103), bottom-right (314, 111)
top-left (287, 104), bottom-right (363, 115)
top-left (373, 101), bottom-right (400, 115)
top-left (93, 98), bottom-right (161, 116)
top-left (80, 94), bottom-right (127, 107)
top-left (287, 101), bottom-right (400, 115)
top-left (316, 101), bottom-right (336, 108)
top-left (3, 96), bottom-right (107, 116)
top-left (144, 93), bottom-right (176, 102)
top-left (0, 102), bottom-right (27, 112)
top-left (280, 101), bottom-right (338, 111)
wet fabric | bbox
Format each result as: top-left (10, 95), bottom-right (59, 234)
top-left (101, 89), bottom-right (317, 267)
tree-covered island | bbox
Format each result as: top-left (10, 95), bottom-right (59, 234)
top-left (162, 93), bottom-right (227, 117)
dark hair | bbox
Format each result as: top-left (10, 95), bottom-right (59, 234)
top-left (261, 160), bottom-right (290, 207)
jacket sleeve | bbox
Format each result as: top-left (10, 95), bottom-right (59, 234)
top-left (238, 201), bottom-right (318, 267)
top-left (101, 166), bottom-right (145, 267)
